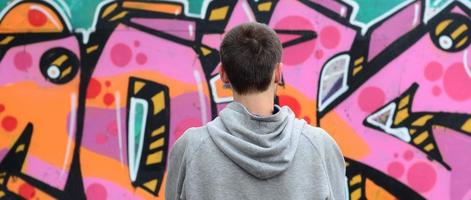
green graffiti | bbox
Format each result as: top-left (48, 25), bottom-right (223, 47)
top-left (187, 0), bottom-right (206, 17)
top-left (133, 101), bottom-right (145, 161)
top-left (428, 0), bottom-right (449, 8)
top-left (351, 0), bottom-right (407, 24)
top-left (347, 0), bottom-right (471, 28)
top-left (62, 0), bottom-right (104, 32)
top-left (1, 0), bottom-right (470, 39)
top-left (0, 2), bottom-right (8, 10)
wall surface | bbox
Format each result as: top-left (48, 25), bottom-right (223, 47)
top-left (0, 0), bottom-right (470, 199)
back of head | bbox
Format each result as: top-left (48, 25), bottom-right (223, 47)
top-left (220, 22), bottom-right (282, 94)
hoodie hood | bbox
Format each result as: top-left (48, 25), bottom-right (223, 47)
top-left (207, 102), bottom-right (306, 179)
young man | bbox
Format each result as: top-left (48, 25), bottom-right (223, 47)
top-left (165, 22), bottom-right (346, 200)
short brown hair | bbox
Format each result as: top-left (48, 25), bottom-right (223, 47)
top-left (220, 22), bottom-right (282, 94)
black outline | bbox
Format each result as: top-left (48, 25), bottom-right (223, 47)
top-left (126, 77), bottom-right (170, 196)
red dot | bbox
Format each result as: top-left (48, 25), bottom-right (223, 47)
top-left (274, 16), bottom-right (316, 66)
top-left (136, 53), bottom-right (148, 65)
top-left (14, 51), bottom-right (33, 72)
top-left (28, 9), bottom-right (47, 27)
top-left (315, 49), bottom-right (324, 59)
top-left (103, 93), bottom-right (115, 106)
top-left (0, 104), bottom-right (4, 112)
top-left (86, 183), bottom-right (107, 200)
top-left (105, 81), bottom-right (111, 87)
top-left (278, 95), bottom-right (301, 117)
top-left (407, 162), bottom-right (437, 193)
top-left (320, 26), bottom-right (341, 49)
top-left (357, 87), bottom-right (385, 113)
top-left (303, 116), bottom-right (311, 124)
top-left (403, 150), bottom-right (414, 161)
top-left (110, 43), bottom-right (132, 67)
top-left (87, 78), bottom-right (102, 99)
top-left (443, 63), bottom-right (471, 101)
top-left (2, 116), bottom-right (17, 132)
top-left (19, 183), bottom-right (36, 199)
top-left (387, 161), bottom-right (404, 178)
top-left (424, 61), bottom-right (443, 81)
top-left (432, 86), bottom-right (441, 96)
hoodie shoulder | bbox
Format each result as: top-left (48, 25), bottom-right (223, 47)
top-left (177, 126), bottom-right (210, 143)
top-left (171, 126), bottom-right (211, 162)
top-left (166, 126), bottom-right (211, 200)
top-left (301, 126), bottom-right (347, 199)
top-left (300, 126), bottom-right (341, 157)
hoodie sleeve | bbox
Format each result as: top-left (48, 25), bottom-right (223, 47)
top-left (165, 132), bottom-right (190, 200)
top-left (321, 129), bottom-right (347, 200)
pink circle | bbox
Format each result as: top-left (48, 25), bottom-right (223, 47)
top-left (403, 150), bottom-right (414, 161)
top-left (443, 63), bottom-right (471, 101)
top-left (95, 133), bottom-right (108, 144)
top-left (14, 51), bottom-right (33, 71)
top-left (387, 161), bottom-right (404, 178)
top-left (136, 53), bottom-right (148, 65)
top-left (320, 26), bottom-right (341, 49)
top-left (424, 61), bottom-right (443, 81)
top-left (110, 43), bottom-right (132, 67)
top-left (86, 183), bottom-right (108, 200)
top-left (106, 120), bottom-right (118, 136)
top-left (432, 86), bottom-right (441, 96)
top-left (274, 16), bottom-right (316, 66)
top-left (407, 162), bottom-right (437, 193)
top-left (357, 87), bottom-right (386, 113)
top-left (134, 40), bottom-right (140, 47)
top-left (315, 49), bottom-right (323, 59)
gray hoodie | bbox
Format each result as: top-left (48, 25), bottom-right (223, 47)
top-left (165, 102), bottom-right (346, 200)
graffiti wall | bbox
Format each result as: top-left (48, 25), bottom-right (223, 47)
top-left (0, 0), bottom-right (470, 199)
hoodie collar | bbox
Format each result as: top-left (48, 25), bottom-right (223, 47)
top-left (207, 102), bottom-right (305, 179)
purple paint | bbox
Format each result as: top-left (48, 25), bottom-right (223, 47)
top-left (168, 92), bottom-right (209, 150)
top-left (131, 18), bottom-right (196, 41)
top-left (368, 2), bottom-right (420, 60)
top-left (0, 148), bottom-right (7, 162)
top-left (82, 108), bottom-right (127, 164)
top-left (434, 127), bottom-right (471, 200)
top-left (309, 0), bottom-right (349, 17)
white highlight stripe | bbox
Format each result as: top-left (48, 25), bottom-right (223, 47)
top-left (340, 7), bottom-right (347, 17)
top-left (188, 24), bottom-right (194, 38)
top-left (55, 0), bottom-right (71, 17)
top-left (193, 70), bottom-right (208, 124)
top-left (59, 93), bottom-right (77, 181)
top-left (115, 91), bottom-right (125, 166)
top-left (464, 48), bottom-right (471, 78)
top-left (242, 0), bottom-right (255, 22)
top-left (433, 0), bottom-right (443, 7)
top-left (412, 4), bottom-right (419, 26)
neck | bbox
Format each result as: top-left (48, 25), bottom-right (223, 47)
top-left (233, 89), bottom-right (275, 117)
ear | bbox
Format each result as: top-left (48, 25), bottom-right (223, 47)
top-left (274, 63), bottom-right (283, 83)
top-left (220, 65), bottom-right (230, 83)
